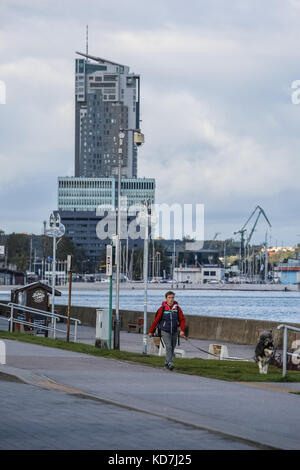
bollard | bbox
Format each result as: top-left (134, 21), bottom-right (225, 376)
top-left (283, 326), bottom-right (288, 378)
top-left (0, 340), bottom-right (6, 365)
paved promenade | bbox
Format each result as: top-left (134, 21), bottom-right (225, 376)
top-left (1, 338), bottom-right (300, 450)
top-left (0, 314), bottom-right (257, 360)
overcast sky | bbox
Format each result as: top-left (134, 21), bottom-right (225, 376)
top-left (1, 0), bottom-right (300, 246)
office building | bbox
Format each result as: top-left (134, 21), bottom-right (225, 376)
top-left (75, 52), bottom-right (140, 178)
top-left (58, 176), bottom-right (155, 212)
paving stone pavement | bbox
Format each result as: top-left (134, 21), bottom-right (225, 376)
top-left (0, 379), bottom-right (256, 450)
top-left (0, 339), bottom-right (300, 450)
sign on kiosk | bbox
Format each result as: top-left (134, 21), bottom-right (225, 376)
top-left (106, 244), bottom-right (112, 277)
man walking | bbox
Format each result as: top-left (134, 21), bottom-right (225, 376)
top-left (149, 291), bottom-right (186, 370)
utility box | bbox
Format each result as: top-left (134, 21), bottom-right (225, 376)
top-left (95, 308), bottom-right (109, 348)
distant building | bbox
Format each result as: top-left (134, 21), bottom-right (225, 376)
top-left (169, 245), bottom-right (224, 283)
top-left (173, 266), bottom-right (224, 284)
top-left (58, 176), bottom-right (155, 211)
top-left (75, 53), bottom-right (140, 178)
top-left (277, 259), bottom-right (300, 284)
top-left (0, 268), bottom-right (25, 286)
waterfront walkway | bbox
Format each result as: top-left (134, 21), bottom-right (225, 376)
top-left (0, 334), bottom-right (300, 450)
top-left (0, 314), bottom-right (256, 360)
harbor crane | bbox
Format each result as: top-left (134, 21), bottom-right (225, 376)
top-left (209, 232), bottom-right (221, 250)
top-left (234, 205), bottom-right (271, 263)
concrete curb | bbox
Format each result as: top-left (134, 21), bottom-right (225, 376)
top-left (0, 365), bottom-right (56, 387)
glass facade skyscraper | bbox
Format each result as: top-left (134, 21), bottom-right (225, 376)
top-left (74, 53), bottom-right (140, 178)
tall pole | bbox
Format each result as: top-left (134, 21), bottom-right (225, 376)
top-left (114, 127), bottom-right (144, 348)
top-left (51, 235), bottom-right (56, 336)
top-left (114, 131), bottom-right (123, 350)
top-left (126, 237), bottom-right (128, 281)
top-left (142, 202), bottom-right (149, 355)
top-left (29, 236), bottom-right (33, 272)
top-left (109, 274), bottom-right (113, 349)
top-left (67, 270), bottom-right (72, 342)
top-left (172, 241), bottom-right (175, 279)
top-left (152, 241), bottom-right (155, 279)
top-left (45, 213), bottom-right (65, 337)
top-left (106, 244), bottom-right (113, 349)
top-left (264, 231), bottom-right (268, 284)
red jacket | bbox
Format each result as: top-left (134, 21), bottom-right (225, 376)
top-left (149, 300), bottom-right (185, 334)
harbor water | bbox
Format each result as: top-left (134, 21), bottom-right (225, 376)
top-left (1, 288), bottom-right (300, 323)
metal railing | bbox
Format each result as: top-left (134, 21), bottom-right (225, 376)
top-left (277, 324), bottom-right (300, 377)
top-left (0, 302), bottom-right (81, 342)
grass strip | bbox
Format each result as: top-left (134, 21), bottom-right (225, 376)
top-left (1, 330), bottom-right (300, 383)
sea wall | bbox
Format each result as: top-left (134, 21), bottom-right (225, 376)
top-left (1, 301), bottom-right (299, 347)
top-left (53, 304), bottom-right (300, 347)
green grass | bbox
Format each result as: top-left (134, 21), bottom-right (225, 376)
top-left (1, 330), bottom-right (300, 383)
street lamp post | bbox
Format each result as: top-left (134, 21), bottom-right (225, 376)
top-left (138, 200), bottom-right (151, 355)
top-left (156, 251), bottom-right (161, 279)
top-left (113, 128), bottom-right (144, 350)
top-left (45, 212), bottom-right (65, 338)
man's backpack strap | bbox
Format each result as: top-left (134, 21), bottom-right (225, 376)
top-left (154, 305), bottom-right (165, 337)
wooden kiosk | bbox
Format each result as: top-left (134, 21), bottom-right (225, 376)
top-left (11, 282), bottom-right (61, 336)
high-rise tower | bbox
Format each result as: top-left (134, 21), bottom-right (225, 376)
top-left (74, 52), bottom-right (140, 179)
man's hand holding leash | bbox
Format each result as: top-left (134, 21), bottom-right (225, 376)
top-left (179, 330), bottom-right (187, 340)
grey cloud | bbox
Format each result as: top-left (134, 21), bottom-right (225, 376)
top-left (0, 0), bottom-right (300, 245)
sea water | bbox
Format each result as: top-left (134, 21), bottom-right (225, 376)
top-left (1, 288), bottom-right (300, 323)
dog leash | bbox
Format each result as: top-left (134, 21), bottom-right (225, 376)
top-left (154, 334), bottom-right (253, 361)
top-left (183, 336), bottom-right (254, 361)
top-left (183, 336), bottom-right (221, 358)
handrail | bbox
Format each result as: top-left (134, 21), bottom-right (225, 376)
top-left (0, 315), bottom-right (9, 321)
top-left (277, 324), bottom-right (300, 377)
top-left (7, 303), bottom-right (81, 324)
top-left (4, 318), bottom-right (70, 336)
top-left (277, 324), bottom-right (300, 333)
top-left (0, 301), bottom-right (11, 311)
top-left (3, 303), bottom-right (81, 342)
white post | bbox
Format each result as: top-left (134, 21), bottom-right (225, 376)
top-left (53, 316), bottom-right (57, 340)
top-left (143, 203), bottom-right (149, 355)
top-left (126, 237), bottom-right (129, 280)
top-left (264, 231), bottom-right (268, 284)
top-left (0, 340), bottom-right (6, 365)
top-left (74, 320), bottom-right (78, 343)
top-left (114, 131), bottom-right (123, 350)
top-left (283, 326), bottom-right (288, 378)
top-left (10, 304), bottom-right (13, 333)
top-left (51, 235), bottom-right (56, 337)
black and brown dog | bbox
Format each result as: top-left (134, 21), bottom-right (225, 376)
top-left (255, 333), bottom-right (274, 374)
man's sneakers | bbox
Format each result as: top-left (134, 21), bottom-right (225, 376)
top-left (164, 362), bottom-right (174, 371)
